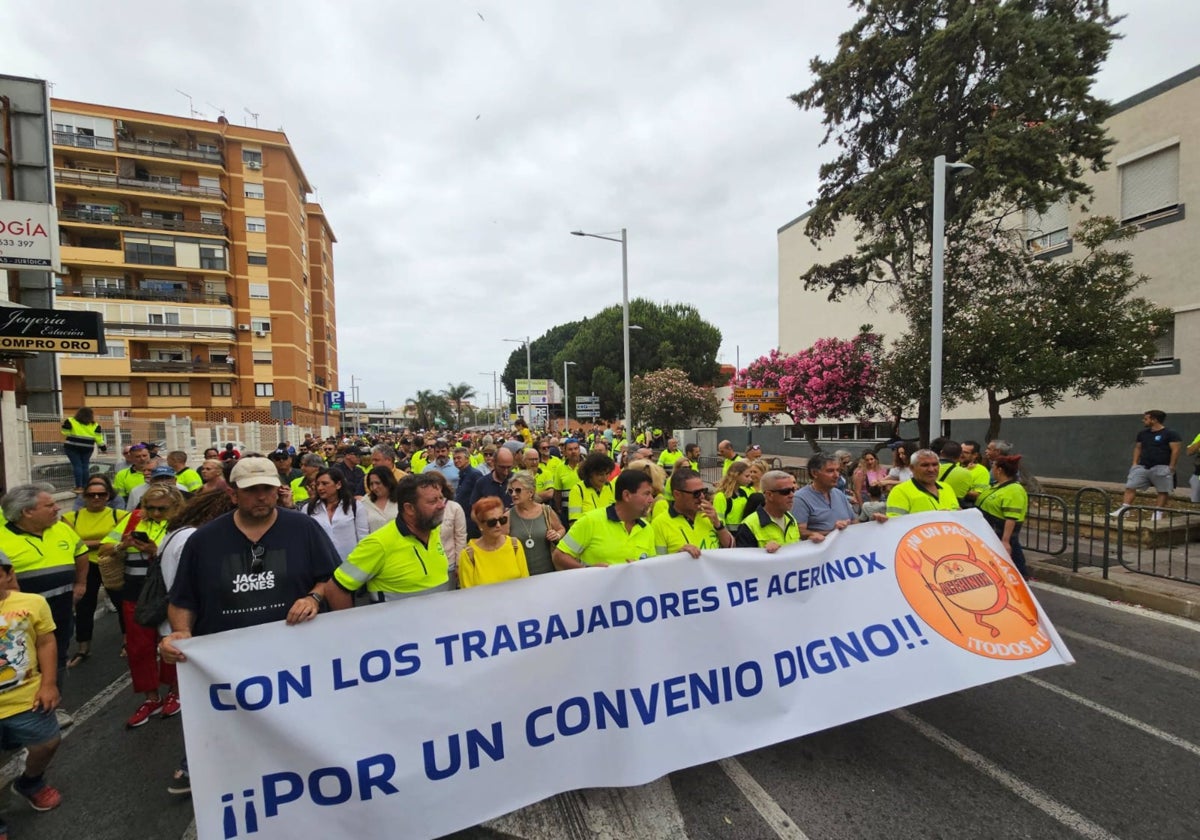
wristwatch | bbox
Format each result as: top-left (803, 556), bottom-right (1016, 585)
top-left (307, 591), bottom-right (326, 608)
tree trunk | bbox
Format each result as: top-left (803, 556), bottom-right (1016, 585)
top-left (985, 389), bottom-right (1003, 443)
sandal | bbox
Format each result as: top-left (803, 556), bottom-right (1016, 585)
top-left (67, 651), bottom-right (91, 668)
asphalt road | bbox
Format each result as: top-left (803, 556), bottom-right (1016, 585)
top-left (6, 581), bottom-right (1198, 840)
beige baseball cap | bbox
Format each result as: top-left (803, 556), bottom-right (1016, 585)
top-left (229, 457), bottom-right (282, 488)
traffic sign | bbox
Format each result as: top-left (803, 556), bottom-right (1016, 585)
top-left (733, 401), bottom-right (788, 413)
top-left (732, 388), bottom-right (780, 401)
top-left (325, 390), bottom-right (345, 411)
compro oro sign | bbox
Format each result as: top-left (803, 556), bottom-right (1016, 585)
top-left (0, 306), bottom-right (105, 353)
top-left (0, 200), bottom-right (58, 270)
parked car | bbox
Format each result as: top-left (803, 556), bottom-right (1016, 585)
top-left (30, 459), bottom-right (120, 492)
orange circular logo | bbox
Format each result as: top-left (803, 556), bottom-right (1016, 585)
top-left (895, 520), bottom-right (1044, 660)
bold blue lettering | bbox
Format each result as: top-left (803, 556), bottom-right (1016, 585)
top-left (434, 633), bottom-right (459, 665)
top-left (517, 619), bottom-right (542, 649)
top-left (360, 649), bottom-right (390, 683)
top-left (466, 722), bottom-right (505, 766)
top-left (491, 624), bottom-right (517, 656)
top-left (309, 766), bottom-right (352, 806)
top-left (735, 661), bottom-right (763, 697)
top-left (357, 753), bottom-right (399, 800)
top-left (784, 571), bottom-right (799, 593)
top-left (586, 604), bottom-right (610, 633)
top-left (832, 632), bottom-right (869, 668)
top-left (209, 683), bottom-right (235, 711)
top-left (332, 657), bottom-right (359, 690)
top-left (774, 650), bottom-right (797, 687)
top-left (766, 574), bottom-right (782, 598)
top-left (594, 690), bottom-right (628, 729)
top-left (635, 596), bottom-right (658, 623)
top-left (394, 642), bottom-right (421, 676)
top-left (545, 613), bottom-right (570, 643)
top-left (235, 676), bottom-right (272, 711)
top-left (825, 559), bottom-right (846, 582)
top-left (844, 557), bottom-right (863, 577)
top-left (689, 669), bottom-right (721, 706)
top-left (610, 600), bottom-right (633, 626)
top-left (263, 772), bottom-right (304, 818)
top-left (682, 587), bottom-right (700, 614)
top-left (278, 666), bottom-right (311, 704)
top-left (700, 585), bottom-right (720, 612)
top-left (863, 552), bottom-right (886, 573)
top-left (805, 639), bottom-right (837, 675)
top-left (664, 676), bottom-right (688, 715)
top-left (659, 591), bottom-right (681, 618)
top-left (631, 684), bottom-right (659, 725)
top-left (423, 734), bottom-right (461, 780)
top-left (526, 706), bottom-right (554, 746)
top-left (557, 697), bottom-right (591, 736)
top-left (462, 630), bottom-right (488, 661)
top-left (863, 624), bottom-right (899, 656)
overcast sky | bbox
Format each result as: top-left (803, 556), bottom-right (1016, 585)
top-left (7, 1), bottom-right (1198, 411)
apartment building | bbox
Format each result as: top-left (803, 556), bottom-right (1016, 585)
top-left (775, 64), bottom-right (1200, 480)
top-left (48, 99), bottom-right (337, 423)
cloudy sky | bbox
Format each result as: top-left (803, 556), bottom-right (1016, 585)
top-left (7, 1), bottom-right (1198, 411)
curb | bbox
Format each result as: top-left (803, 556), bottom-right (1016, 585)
top-left (1028, 560), bottom-right (1200, 622)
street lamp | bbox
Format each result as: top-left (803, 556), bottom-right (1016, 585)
top-left (929, 155), bottom-right (974, 445)
top-left (571, 227), bottom-right (630, 429)
top-left (563, 360), bottom-right (576, 434)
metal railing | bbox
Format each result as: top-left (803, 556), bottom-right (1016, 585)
top-left (1113, 506), bottom-right (1199, 585)
top-left (59, 207), bottom-right (227, 236)
top-left (1071, 487), bottom-right (1113, 576)
top-left (130, 360), bottom-right (236, 373)
top-left (57, 286), bottom-right (232, 306)
top-left (117, 138), bottom-right (223, 165)
top-left (52, 131), bottom-right (115, 150)
top-left (1023, 493), bottom-right (1069, 556)
top-left (55, 168), bottom-right (225, 200)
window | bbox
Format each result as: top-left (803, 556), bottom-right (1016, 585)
top-left (1120, 144), bottom-right (1180, 223)
top-left (1024, 200), bottom-right (1070, 252)
top-left (200, 211), bottom-right (222, 226)
top-left (147, 381), bottom-right (190, 397)
top-left (249, 282), bottom-right (270, 298)
top-left (197, 142), bottom-right (220, 155)
top-left (242, 149), bottom-right (263, 166)
top-left (253, 351), bottom-right (273, 365)
top-left (211, 383), bottom-right (232, 397)
top-left (255, 383), bottom-right (274, 397)
top-left (1153, 318), bottom-right (1175, 362)
top-left (246, 217), bottom-right (266, 233)
top-left (198, 176), bottom-right (221, 192)
top-left (69, 343), bottom-right (125, 359)
top-left (85, 381), bottom-right (130, 397)
top-left (251, 318), bottom-right (271, 332)
top-left (247, 252), bottom-right (268, 266)
top-left (125, 235), bottom-right (176, 266)
top-left (83, 275), bottom-right (125, 292)
top-left (244, 183), bottom-right (265, 200)
top-left (150, 349), bottom-right (185, 362)
top-left (148, 312), bottom-right (181, 325)
top-left (199, 245), bottom-right (226, 270)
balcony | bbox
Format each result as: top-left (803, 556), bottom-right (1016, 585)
top-left (58, 285), bottom-right (233, 306)
top-left (53, 131), bottom-right (116, 151)
top-left (59, 207), bottom-right (228, 237)
top-left (55, 169), bottom-right (226, 200)
top-left (130, 359), bottom-right (234, 374)
top-left (117, 138), bottom-right (223, 165)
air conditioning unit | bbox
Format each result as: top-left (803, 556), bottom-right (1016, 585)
top-left (255, 330), bottom-right (267, 337)
top-left (237, 324), bottom-right (250, 331)
top-left (246, 161), bottom-right (262, 170)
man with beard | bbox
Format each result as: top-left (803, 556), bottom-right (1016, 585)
top-left (333, 473), bottom-right (450, 601)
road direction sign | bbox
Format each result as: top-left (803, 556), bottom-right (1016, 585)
top-left (731, 388), bottom-right (780, 401)
top-left (733, 401), bottom-right (787, 413)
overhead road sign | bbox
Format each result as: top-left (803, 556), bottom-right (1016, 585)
top-left (733, 401), bottom-right (788, 414)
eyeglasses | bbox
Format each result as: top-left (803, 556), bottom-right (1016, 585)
top-left (143, 505), bottom-right (170, 513)
top-left (483, 516), bottom-right (509, 528)
top-left (508, 487), bottom-right (524, 494)
top-left (683, 488), bottom-right (710, 500)
top-left (768, 487), bottom-right (797, 495)
top-left (249, 543), bottom-right (265, 572)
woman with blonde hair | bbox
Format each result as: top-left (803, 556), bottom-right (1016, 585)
top-left (625, 459), bottom-right (669, 521)
top-left (506, 471), bottom-right (565, 575)
top-left (99, 483), bottom-right (184, 728)
top-left (713, 460), bottom-right (754, 528)
top-left (459, 497), bottom-right (529, 588)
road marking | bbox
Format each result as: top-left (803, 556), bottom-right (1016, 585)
top-left (893, 709), bottom-right (1121, 840)
top-left (1054, 627), bottom-right (1200, 681)
top-left (1021, 675), bottom-right (1200, 758)
top-left (0, 671), bottom-right (131, 784)
top-left (718, 758), bottom-right (810, 840)
top-left (180, 819), bottom-right (197, 840)
top-left (1031, 581), bottom-right (1200, 632)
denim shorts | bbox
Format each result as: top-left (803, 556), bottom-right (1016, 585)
top-left (0, 707), bottom-right (61, 750)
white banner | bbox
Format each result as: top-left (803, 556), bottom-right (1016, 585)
top-left (177, 511), bottom-right (1073, 840)
top-left (0, 200), bottom-right (58, 270)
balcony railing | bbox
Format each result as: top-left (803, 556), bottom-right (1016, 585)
top-left (53, 131), bottom-right (116, 151)
top-left (58, 285), bottom-right (232, 306)
top-left (55, 169), bottom-right (226, 200)
top-left (130, 359), bottom-right (234, 373)
top-left (59, 207), bottom-right (228, 237)
top-left (117, 138), bottom-right (224, 165)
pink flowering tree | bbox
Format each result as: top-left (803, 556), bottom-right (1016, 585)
top-left (733, 330), bottom-right (884, 442)
top-left (631, 368), bottom-right (722, 433)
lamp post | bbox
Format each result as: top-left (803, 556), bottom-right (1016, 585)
top-left (929, 155), bottom-right (974, 445)
top-left (502, 337), bottom-right (531, 423)
top-left (478, 371), bottom-right (499, 426)
top-left (349, 374), bottom-right (362, 435)
top-left (571, 227), bottom-right (630, 429)
top-left (563, 360), bottom-right (576, 435)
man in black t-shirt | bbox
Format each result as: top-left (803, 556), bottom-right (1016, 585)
top-left (1113, 410), bottom-right (1182, 519)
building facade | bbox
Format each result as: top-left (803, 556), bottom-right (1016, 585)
top-left (776, 65), bottom-right (1200, 481)
top-left (49, 99), bottom-right (337, 423)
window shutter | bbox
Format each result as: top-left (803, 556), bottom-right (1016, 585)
top-left (1120, 146), bottom-right (1180, 221)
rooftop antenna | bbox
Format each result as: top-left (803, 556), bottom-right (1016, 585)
top-left (175, 89), bottom-right (203, 119)
top-left (243, 107), bottom-right (259, 128)
top-left (206, 102), bottom-right (227, 119)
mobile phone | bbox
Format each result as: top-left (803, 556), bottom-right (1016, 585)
top-left (131, 531), bottom-right (150, 542)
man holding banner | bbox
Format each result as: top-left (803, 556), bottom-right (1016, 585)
top-left (554, 470), bottom-right (657, 567)
top-left (887, 450), bottom-right (960, 518)
top-left (734, 470), bottom-right (801, 551)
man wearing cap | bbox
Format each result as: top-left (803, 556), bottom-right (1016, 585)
top-left (128, 462), bottom-right (190, 510)
top-left (337, 447), bottom-right (369, 498)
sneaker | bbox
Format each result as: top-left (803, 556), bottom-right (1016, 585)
top-left (126, 698), bottom-right (163, 728)
top-left (167, 768), bottom-right (191, 796)
top-left (11, 780), bottom-right (62, 812)
top-left (1153, 510), bottom-right (1166, 521)
top-left (160, 692), bottom-right (181, 718)
top-left (1108, 505), bottom-right (1130, 519)
top-left (55, 709), bottom-right (74, 728)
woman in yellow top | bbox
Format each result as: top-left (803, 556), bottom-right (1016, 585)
top-left (976, 455), bottom-right (1030, 579)
top-left (459, 497), bottom-right (529, 588)
top-left (62, 474), bottom-right (130, 666)
top-left (713, 461), bottom-right (755, 527)
top-left (567, 452), bottom-right (616, 522)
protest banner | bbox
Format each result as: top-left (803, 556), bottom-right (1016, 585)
top-left (176, 510), bottom-right (1073, 839)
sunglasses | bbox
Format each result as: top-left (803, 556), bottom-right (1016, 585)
top-left (682, 488), bottom-right (711, 500)
top-left (249, 543), bottom-right (265, 572)
top-left (143, 505), bottom-right (170, 513)
top-left (769, 487), bottom-right (797, 495)
top-left (483, 516), bottom-right (509, 528)
top-left (84, 492), bottom-right (109, 499)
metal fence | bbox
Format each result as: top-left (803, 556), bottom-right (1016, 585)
top-left (1022, 493), bottom-right (1069, 556)
top-left (1113, 506), bottom-right (1199, 585)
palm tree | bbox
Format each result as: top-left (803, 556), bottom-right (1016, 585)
top-left (442, 382), bottom-right (477, 429)
top-left (405, 389), bottom-right (451, 430)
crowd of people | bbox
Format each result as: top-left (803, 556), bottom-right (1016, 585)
top-left (0, 416), bottom-right (1042, 830)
